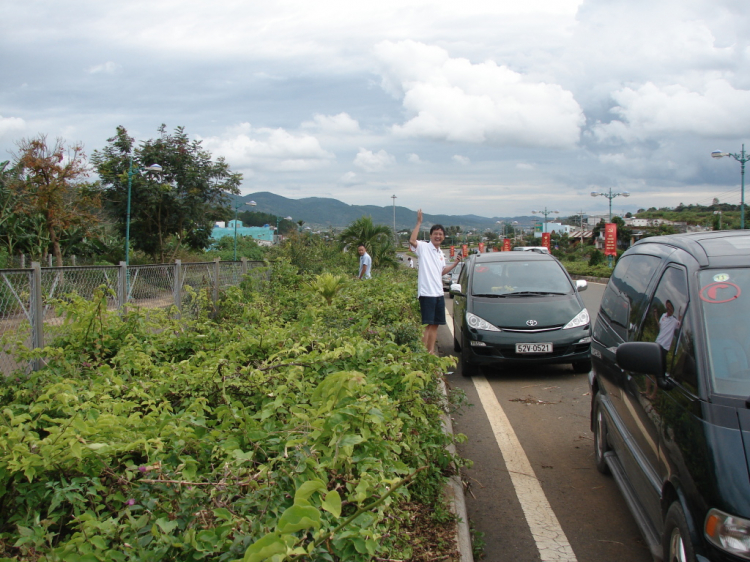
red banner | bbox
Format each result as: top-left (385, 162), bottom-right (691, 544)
top-left (478, 242), bottom-right (485, 253)
top-left (450, 245), bottom-right (455, 257)
top-left (604, 223), bottom-right (617, 256)
top-left (462, 244), bottom-right (468, 257)
top-left (502, 238), bottom-right (511, 251)
top-left (542, 232), bottom-right (551, 251)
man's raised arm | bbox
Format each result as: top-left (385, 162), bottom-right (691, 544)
top-left (409, 209), bottom-right (423, 248)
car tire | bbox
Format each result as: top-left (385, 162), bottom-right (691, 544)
top-left (573, 359), bottom-right (592, 373)
top-left (461, 347), bottom-right (478, 378)
top-left (663, 502), bottom-right (697, 562)
top-left (593, 394), bottom-right (611, 475)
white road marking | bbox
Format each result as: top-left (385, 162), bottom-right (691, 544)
top-left (445, 309), bottom-right (578, 561)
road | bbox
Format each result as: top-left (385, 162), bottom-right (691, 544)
top-left (440, 283), bottom-right (654, 562)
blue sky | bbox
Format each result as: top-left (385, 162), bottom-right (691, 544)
top-left (1, 0), bottom-right (749, 217)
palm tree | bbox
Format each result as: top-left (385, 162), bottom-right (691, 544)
top-left (339, 216), bottom-right (392, 254)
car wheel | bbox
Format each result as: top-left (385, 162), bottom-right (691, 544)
top-left (593, 394), bottom-right (611, 475)
top-left (461, 347), bottom-right (478, 378)
top-left (573, 359), bottom-right (592, 373)
top-left (663, 502), bottom-right (697, 562)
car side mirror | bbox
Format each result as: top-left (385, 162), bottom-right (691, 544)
top-left (450, 283), bottom-right (463, 296)
top-left (576, 279), bottom-right (588, 292)
top-left (615, 342), bottom-right (673, 388)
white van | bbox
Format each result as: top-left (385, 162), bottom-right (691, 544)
top-left (512, 246), bottom-right (550, 254)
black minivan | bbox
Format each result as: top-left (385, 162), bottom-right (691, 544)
top-left (590, 231), bottom-right (750, 562)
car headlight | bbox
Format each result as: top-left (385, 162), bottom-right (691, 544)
top-left (466, 312), bottom-right (501, 332)
top-left (563, 308), bottom-right (589, 330)
top-left (706, 508), bottom-right (750, 558)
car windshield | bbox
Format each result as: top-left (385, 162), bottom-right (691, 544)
top-left (701, 268), bottom-right (750, 397)
top-left (470, 260), bottom-right (572, 296)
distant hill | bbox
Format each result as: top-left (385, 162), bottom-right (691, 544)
top-left (232, 191), bottom-right (537, 231)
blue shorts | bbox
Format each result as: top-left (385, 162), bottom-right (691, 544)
top-left (419, 296), bottom-right (446, 326)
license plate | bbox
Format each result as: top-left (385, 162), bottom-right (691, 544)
top-left (516, 343), bottom-right (553, 354)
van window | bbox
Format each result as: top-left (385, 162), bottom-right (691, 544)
top-left (640, 266), bottom-right (689, 373)
top-left (599, 254), bottom-right (661, 341)
top-left (700, 268), bottom-right (750, 397)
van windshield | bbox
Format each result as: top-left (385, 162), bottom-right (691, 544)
top-left (471, 260), bottom-right (572, 296)
top-left (700, 268), bottom-right (750, 396)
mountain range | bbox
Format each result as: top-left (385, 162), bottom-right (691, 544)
top-left (232, 192), bottom-right (543, 232)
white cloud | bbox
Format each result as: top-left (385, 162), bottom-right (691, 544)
top-left (353, 148), bottom-right (395, 172)
top-left (374, 40), bottom-right (585, 148)
top-left (0, 115), bottom-right (26, 140)
top-left (592, 79), bottom-right (750, 141)
top-left (339, 171), bottom-right (359, 185)
top-left (516, 162), bottom-right (535, 170)
top-left (301, 112), bottom-right (361, 134)
top-left (453, 155), bottom-right (471, 165)
top-left (199, 123), bottom-right (335, 172)
top-left (87, 61), bottom-right (120, 74)
top-left (408, 153), bottom-right (424, 164)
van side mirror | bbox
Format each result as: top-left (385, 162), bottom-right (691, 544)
top-left (450, 283), bottom-right (463, 296)
top-left (616, 342), bottom-right (674, 389)
top-left (576, 279), bottom-right (588, 292)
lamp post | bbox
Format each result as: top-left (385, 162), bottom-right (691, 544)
top-left (590, 188), bottom-right (629, 223)
top-left (125, 158), bottom-right (162, 268)
top-left (712, 146), bottom-right (748, 229)
top-left (531, 208), bottom-right (559, 234)
top-left (274, 215), bottom-right (293, 243)
top-left (391, 194), bottom-right (397, 247)
top-left (234, 200), bottom-right (257, 261)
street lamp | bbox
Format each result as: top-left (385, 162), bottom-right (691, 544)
top-left (712, 145), bottom-right (748, 229)
top-left (496, 220), bottom-right (505, 238)
top-left (274, 215), bottom-right (293, 242)
top-left (531, 208), bottom-right (559, 233)
top-left (125, 158), bottom-right (162, 269)
top-left (590, 188), bottom-right (629, 223)
top-left (391, 194), bottom-right (397, 247)
top-left (234, 200), bottom-right (257, 261)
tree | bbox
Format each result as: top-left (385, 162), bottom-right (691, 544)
top-left (339, 216), bottom-right (392, 253)
top-left (92, 125), bottom-right (242, 263)
top-left (10, 136), bottom-right (101, 266)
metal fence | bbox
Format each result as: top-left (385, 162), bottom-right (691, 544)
top-left (0, 258), bottom-right (266, 375)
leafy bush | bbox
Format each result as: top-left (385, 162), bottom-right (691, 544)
top-left (588, 249), bottom-right (605, 266)
top-left (0, 267), bottom-right (462, 561)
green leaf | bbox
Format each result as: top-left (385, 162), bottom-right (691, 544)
top-left (322, 490), bottom-right (342, 518)
top-left (213, 508), bottom-right (233, 521)
top-left (294, 479), bottom-right (326, 504)
top-left (242, 532), bottom-right (287, 562)
top-left (155, 517), bottom-right (179, 534)
top-left (338, 433), bottom-right (364, 447)
top-left (276, 505), bottom-right (321, 534)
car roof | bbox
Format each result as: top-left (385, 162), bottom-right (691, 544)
top-left (469, 252), bottom-right (556, 263)
top-left (632, 231), bottom-right (750, 267)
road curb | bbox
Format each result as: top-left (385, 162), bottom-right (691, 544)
top-left (439, 378), bottom-right (474, 562)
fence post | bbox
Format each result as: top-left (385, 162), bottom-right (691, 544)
top-left (31, 262), bottom-right (44, 371)
top-left (241, 257), bottom-right (248, 277)
top-left (174, 259), bottom-right (182, 312)
top-left (47, 254), bottom-right (53, 267)
top-left (20, 254), bottom-right (25, 269)
top-left (118, 261), bottom-right (127, 308)
top-left (213, 258), bottom-right (220, 304)
top-left (72, 255), bottom-right (76, 266)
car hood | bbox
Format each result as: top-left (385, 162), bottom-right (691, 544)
top-left (468, 294), bottom-right (583, 329)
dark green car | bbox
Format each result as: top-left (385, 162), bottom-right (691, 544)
top-left (451, 252), bottom-right (591, 377)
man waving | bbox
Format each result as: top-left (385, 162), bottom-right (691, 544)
top-left (409, 209), bottom-right (461, 355)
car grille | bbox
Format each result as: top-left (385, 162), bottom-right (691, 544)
top-left (501, 326), bottom-right (562, 333)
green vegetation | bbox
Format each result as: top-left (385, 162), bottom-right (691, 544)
top-left (0, 244), bottom-right (463, 561)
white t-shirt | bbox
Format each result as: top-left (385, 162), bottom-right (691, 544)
top-left (359, 253), bottom-right (372, 279)
top-left (656, 313), bottom-right (680, 350)
top-left (411, 240), bottom-right (445, 297)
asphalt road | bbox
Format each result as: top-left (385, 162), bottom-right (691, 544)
top-left (441, 283), bottom-right (654, 562)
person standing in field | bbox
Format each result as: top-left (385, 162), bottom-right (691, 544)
top-left (357, 244), bottom-right (372, 279)
top-left (409, 209), bottom-right (461, 355)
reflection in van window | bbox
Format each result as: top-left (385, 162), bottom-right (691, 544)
top-left (700, 268), bottom-right (750, 397)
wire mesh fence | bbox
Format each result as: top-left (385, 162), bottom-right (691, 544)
top-left (0, 259), bottom-right (266, 376)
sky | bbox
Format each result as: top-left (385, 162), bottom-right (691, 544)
top-left (1, 0), bottom-right (750, 218)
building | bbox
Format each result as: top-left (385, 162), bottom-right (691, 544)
top-left (211, 220), bottom-right (275, 246)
